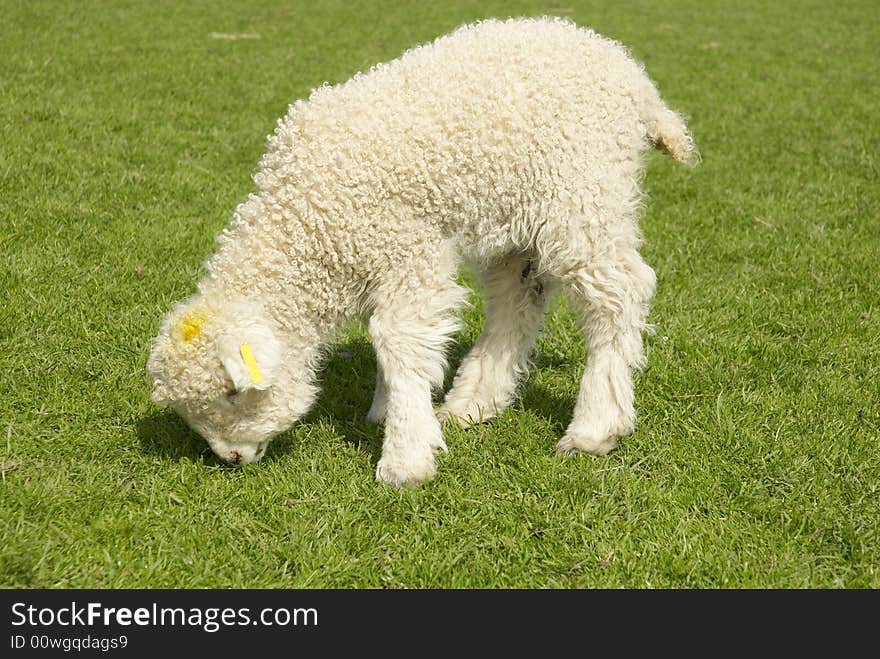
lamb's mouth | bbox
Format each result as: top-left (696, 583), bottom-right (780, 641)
top-left (222, 440), bottom-right (270, 466)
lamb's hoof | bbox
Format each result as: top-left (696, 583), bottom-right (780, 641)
top-left (375, 452), bottom-right (438, 488)
top-left (556, 431), bottom-right (619, 457)
top-left (437, 402), bottom-right (495, 429)
top-left (429, 434), bottom-right (449, 455)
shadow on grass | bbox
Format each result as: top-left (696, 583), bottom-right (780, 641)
top-left (517, 380), bottom-right (575, 432)
top-left (301, 337), bottom-right (385, 462)
top-left (136, 334), bottom-right (577, 463)
top-left (135, 337), bottom-right (390, 465)
top-left (136, 410), bottom-right (212, 462)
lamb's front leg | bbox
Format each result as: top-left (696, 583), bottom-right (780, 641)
top-left (373, 365), bottom-right (446, 487)
top-left (368, 281), bottom-right (465, 487)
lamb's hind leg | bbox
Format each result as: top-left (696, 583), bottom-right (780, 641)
top-left (366, 365), bottom-right (387, 423)
top-left (369, 271), bottom-right (467, 487)
top-left (439, 254), bottom-right (551, 427)
top-left (555, 247), bottom-right (656, 456)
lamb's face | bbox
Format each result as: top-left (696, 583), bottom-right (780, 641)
top-left (172, 389), bottom-right (281, 465)
top-left (147, 297), bottom-right (293, 466)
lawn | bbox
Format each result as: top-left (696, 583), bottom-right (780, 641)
top-left (1, 0), bottom-right (878, 588)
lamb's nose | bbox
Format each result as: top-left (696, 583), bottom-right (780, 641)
top-left (228, 451), bottom-right (242, 466)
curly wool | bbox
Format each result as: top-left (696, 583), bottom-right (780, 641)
top-left (202, 16), bottom-right (694, 325)
top-left (148, 16), bottom-right (697, 484)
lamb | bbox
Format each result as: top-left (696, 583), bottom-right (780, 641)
top-left (147, 16), bottom-right (698, 487)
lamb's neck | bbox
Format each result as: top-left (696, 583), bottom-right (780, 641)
top-left (200, 194), bottom-right (357, 342)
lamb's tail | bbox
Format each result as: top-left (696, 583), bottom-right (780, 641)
top-left (642, 95), bottom-right (700, 167)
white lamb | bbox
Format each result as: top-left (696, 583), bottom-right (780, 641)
top-left (147, 17), bottom-right (698, 487)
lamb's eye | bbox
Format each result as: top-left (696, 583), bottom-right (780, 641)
top-left (226, 388), bottom-right (238, 399)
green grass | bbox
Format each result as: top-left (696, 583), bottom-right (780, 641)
top-left (1, 0), bottom-right (878, 588)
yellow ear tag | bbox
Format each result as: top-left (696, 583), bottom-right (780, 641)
top-left (180, 312), bottom-right (207, 343)
top-left (239, 342), bottom-right (263, 385)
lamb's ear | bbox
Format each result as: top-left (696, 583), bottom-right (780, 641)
top-left (217, 320), bottom-right (282, 392)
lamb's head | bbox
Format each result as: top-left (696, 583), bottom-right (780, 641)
top-left (147, 297), bottom-right (309, 466)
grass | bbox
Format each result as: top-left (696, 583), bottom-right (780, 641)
top-left (1, 0), bottom-right (878, 588)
